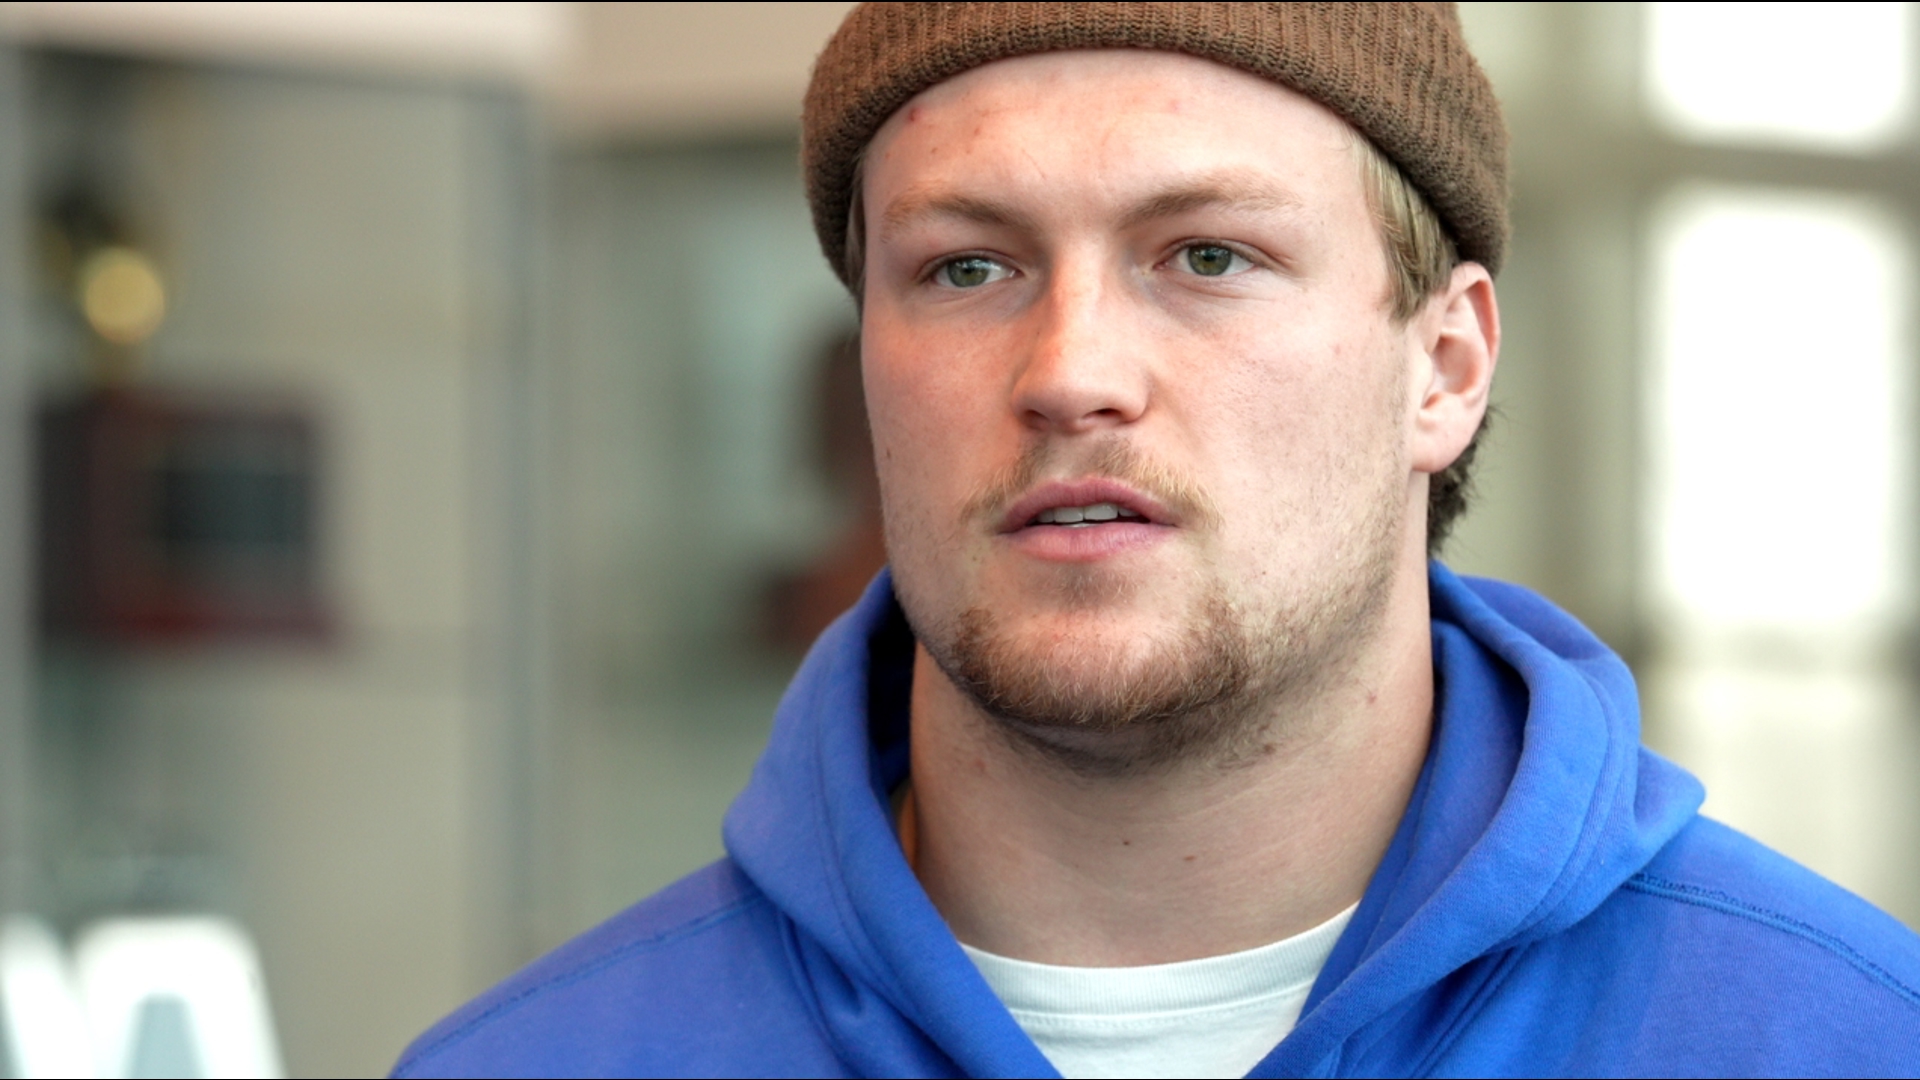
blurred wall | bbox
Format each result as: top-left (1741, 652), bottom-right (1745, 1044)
top-left (539, 140), bottom-right (850, 940)
top-left (5, 52), bottom-right (541, 1077)
top-left (553, 2), bottom-right (857, 138)
top-left (1449, 2), bottom-right (1642, 651)
top-left (0, 7), bottom-right (861, 1076)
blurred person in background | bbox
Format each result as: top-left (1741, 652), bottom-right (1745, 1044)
top-left (765, 328), bottom-right (889, 650)
top-left (397, 5), bottom-right (1920, 1077)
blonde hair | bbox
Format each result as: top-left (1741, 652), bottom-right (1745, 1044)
top-left (1351, 138), bottom-right (1483, 551)
top-left (1353, 133), bottom-right (1459, 323)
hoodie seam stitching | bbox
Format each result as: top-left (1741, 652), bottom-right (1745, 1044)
top-left (1338, 947), bottom-right (1521, 1078)
top-left (391, 894), bottom-right (768, 1074)
top-left (1625, 873), bottom-right (1920, 1008)
top-left (776, 909), bottom-right (864, 1075)
top-left (1403, 947), bottom-right (1526, 1076)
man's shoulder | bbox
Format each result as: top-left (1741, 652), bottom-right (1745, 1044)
top-left (1627, 813), bottom-right (1920, 987)
top-left (391, 860), bottom-right (842, 1079)
top-left (1451, 815), bottom-right (1920, 1075)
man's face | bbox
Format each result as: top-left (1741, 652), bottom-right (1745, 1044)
top-left (861, 51), bottom-right (1434, 766)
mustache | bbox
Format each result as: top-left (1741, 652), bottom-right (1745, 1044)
top-left (961, 438), bottom-right (1222, 530)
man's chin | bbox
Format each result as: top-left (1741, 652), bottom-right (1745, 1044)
top-left (918, 595), bottom-right (1264, 772)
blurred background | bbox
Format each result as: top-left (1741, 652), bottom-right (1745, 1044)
top-left (0, 2), bottom-right (1911, 1076)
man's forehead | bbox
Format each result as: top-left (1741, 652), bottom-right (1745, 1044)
top-left (874, 48), bottom-right (1352, 144)
top-left (864, 50), bottom-right (1361, 231)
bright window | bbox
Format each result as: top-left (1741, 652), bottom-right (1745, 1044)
top-left (1647, 2), bottom-right (1911, 151)
top-left (1647, 185), bottom-right (1909, 637)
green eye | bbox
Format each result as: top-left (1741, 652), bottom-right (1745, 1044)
top-left (1185, 245), bottom-right (1238, 276)
top-left (941, 257), bottom-right (999, 287)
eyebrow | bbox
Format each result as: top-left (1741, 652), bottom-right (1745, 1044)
top-left (1114, 176), bottom-right (1306, 230)
top-left (877, 173), bottom-right (1307, 241)
top-left (878, 190), bottom-right (1040, 240)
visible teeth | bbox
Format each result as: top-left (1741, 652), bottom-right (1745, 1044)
top-left (1035, 502), bottom-right (1143, 526)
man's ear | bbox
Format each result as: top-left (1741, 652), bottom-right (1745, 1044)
top-left (1410, 262), bottom-right (1499, 475)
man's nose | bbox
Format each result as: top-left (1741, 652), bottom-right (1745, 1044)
top-left (1009, 264), bottom-right (1151, 434)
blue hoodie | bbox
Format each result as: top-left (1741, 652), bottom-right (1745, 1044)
top-left (396, 566), bottom-right (1920, 1077)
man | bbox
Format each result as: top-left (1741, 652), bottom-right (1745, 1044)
top-left (397, 5), bottom-right (1920, 1077)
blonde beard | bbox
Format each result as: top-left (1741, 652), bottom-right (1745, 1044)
top-left (903, 440), bottom-right (1408, 779)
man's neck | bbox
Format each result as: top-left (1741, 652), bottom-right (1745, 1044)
top-left (901, 566), bottom-right (1434, 968)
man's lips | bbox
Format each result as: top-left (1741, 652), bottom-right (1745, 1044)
top-left (998, 479), bottom-right (1176, 533)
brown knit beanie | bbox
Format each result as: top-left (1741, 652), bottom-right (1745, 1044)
top-left (802, 2), bottom-right (1508, 284)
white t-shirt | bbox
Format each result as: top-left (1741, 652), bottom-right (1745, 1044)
top-left (960, 905), bottom-right (1355, 1080)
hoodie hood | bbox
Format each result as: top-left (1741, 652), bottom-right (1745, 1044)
top-left (722, 564), bottom-right (1704, 1077)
